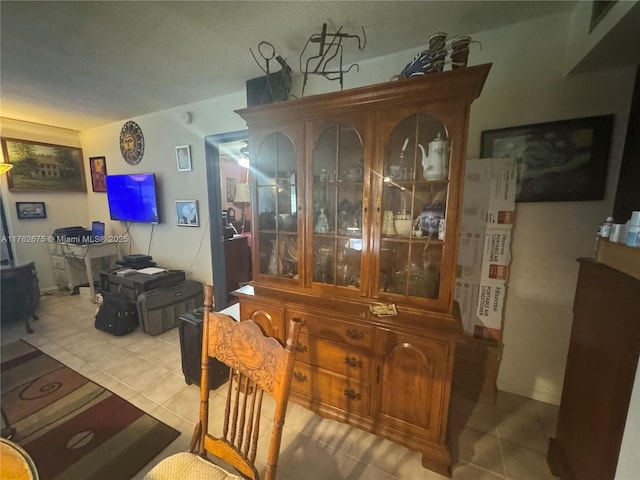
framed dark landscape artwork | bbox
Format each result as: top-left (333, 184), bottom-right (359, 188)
top-left (16, 201), bottom-right (47, 219)
top-left (89, 156), bottom-right (107, 192)
top-left (1, 137), bottom-right (87, 192)
top-left (480, 115), bottom-right (613, 202)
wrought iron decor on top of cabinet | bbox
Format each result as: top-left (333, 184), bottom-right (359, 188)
top-left (235, 64), bottom-right (491, 477)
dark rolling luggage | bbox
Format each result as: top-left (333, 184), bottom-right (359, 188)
top-left (95, 291), bottom-right (138, 336)
top-left (136, 280), bottom-right (203, 335)
top-left (178, 312), bottom-right (230, 389)
top-left (100, 269), bottom-right (186, 303)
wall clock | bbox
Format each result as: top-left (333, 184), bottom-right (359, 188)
top-left (119, 121), bottom-right (145, 165)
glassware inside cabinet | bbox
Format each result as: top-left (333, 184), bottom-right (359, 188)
top-left (312, 123), bottom-right (363, 288)
top-left (379, 113), bottom-right (450, 300)
top-left (379, 239), bottom-right (441, 299)
top-left (385, 114), bottom-right (450, 183)
top-left (255, 132), bottom-right (298, 279)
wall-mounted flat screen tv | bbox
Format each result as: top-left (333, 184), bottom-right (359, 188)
top-left (105, 173), bottom-right (160, 224)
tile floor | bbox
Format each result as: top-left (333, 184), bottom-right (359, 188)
top-left (1, 292), bottom-right (560, 480)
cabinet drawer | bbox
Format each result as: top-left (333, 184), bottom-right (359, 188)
top-left (290, 362), bottom-right (369, 416)
top-left (239, 299), bottom-right (284, 341)
top-left (50, 255), bottom-right (66, 271)
top-left (53, 268), bottom-right (69, 285)
top-left (48, 242), bottom-right (62, 256)
top-left (64, 244), bottom-right (88, 257)
top-left (295, 333), bottom-right (371, 381)
top-left (286, 311), bottom-right (373, 348)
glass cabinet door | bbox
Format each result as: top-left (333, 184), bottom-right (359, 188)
top-left (254, 132), bottom-right (299, 280)
top-left (311, 124), bottom-right (364, 289)
top-left (379, 114), bottom-right (450, 300)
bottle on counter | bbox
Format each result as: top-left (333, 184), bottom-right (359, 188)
top-left (625, 211), bottom-right (640, 248)
top-left (597, 216), bottom-right (614, 239)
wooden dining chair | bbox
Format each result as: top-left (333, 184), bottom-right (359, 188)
top-left (145, 285), bottom-right (302, 480)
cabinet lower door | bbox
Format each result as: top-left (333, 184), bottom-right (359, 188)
top-left (239, 299), bottom-right (284, 341)
top-left (376, 329), bottom-right (450, 442)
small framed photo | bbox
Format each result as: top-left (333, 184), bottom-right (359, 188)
top-left (16, 201), bottom-right (47, 219)
top-left (176, 200), bottom-right (199, 227)
top-left (89, 156), bottom-right (107, 192)
top-left (480, 115), bottom-right (613, 202)
top-left (176, 145), bottom-right (192, 172)
top-left (226, 177), bottom-right (236, 202)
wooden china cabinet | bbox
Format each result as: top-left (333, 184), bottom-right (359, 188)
top-left (234, 64), bottom-right (491, 476)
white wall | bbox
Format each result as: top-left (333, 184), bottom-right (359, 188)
top-left (0, 118), bottom-right (90, 290)
top-left (79, 91), bottom-right (247, 286)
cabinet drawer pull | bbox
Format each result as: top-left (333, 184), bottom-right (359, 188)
top-left (293, 371), bottom-right (307, 383)
top-left (293, 317), bottom-right (307, 327)
top-left (295, 342), bottom-right (308, 353)
top-left (344, 356), bottom-right (362, 369)
top-left (343, 389), bottom-right (361, 401)
top-left (345, 329), bottom-right (364, 341)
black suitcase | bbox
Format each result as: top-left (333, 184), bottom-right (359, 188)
top-left (178, 312), bottom-right (230, 389)
top-left (137, 280), bottom-right (203, 335)
top-left (95, 291), bottom-right (138, 336)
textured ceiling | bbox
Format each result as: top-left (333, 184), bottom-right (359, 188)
top-left (1, 1), bottom-right (578, 131)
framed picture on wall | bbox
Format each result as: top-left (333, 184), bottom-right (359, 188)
top-left (16, 201), bottom-right (47, 219)
top-left (176, 145), bottom-right (192, 172)
top-left (175, 200), bottom-right (199, 227)
top-left (226, 178), bottom-right (236, 202)
top-left (1, 137), bottom-right (86, 192)
top-left (480, 115), bottom-right (613, 202)
top-left (89, 156), bottom-right (107, 192)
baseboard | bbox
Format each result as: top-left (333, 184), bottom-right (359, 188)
top-left (496, 380), bottom-right (561, 405)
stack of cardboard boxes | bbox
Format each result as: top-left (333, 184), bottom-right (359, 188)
top-left (453, 158), bottom-right (516, 402)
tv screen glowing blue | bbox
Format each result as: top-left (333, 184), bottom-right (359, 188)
top-left (105, 173), bottom-right (160, 224)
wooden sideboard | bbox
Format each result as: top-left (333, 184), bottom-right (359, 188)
top-left (548, 256), bottom-right (640, 479)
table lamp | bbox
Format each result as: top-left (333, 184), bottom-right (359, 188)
top-left (233, 182), bottom-right (251, 233)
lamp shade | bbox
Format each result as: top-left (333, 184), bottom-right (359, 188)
top-left (0, 163), bottom-right (14, 175)
top-left (234, 183), bottom-right (251, 203)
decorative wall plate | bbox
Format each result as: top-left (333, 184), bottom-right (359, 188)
top-left (119, 121), bottom-right (145, 165)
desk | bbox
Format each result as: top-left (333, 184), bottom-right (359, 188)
top-left (47, 242), bottom-right (118, 300)
top-left (0, 438), bottom-right (39, 479)
top-left (0, 261), bottom-right (39, 333)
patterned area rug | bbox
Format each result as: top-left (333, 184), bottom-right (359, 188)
top-left (1, 341), bottom-right (180, 480)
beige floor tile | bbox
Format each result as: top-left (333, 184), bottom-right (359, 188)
top-left (341, 427), bottom-right (401, 474)
top-left (531, 400), bottom-right (559, 440)
top-left (160, 382), bottom-right (201, 420)
top-left (501, 440), bottom-right (557, 480)
top-left (452, 461), bottom-right (506, 479)
top-left (395, 448), bottom-right (450, 479)
top-left (138, 340), bottom-right (178, 363)
top-left (450, 425), bottom-right (506, 477)
top-left (494, 391), bottom-right (538, 416)
top-left (143, 371), bottom-right (192, 404)
top-left (494, 408), bottom-right (548, 454)
top-left (450, 395), bottom-right (509, 435)
top-left (98, 351), bottom-right (154, 379)
top-left (129, 392), bottom-right (163, 413)
top-left (278, 434), bottom-right (364, 480)
top-left (121, 363), bottom-right (173, 392)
